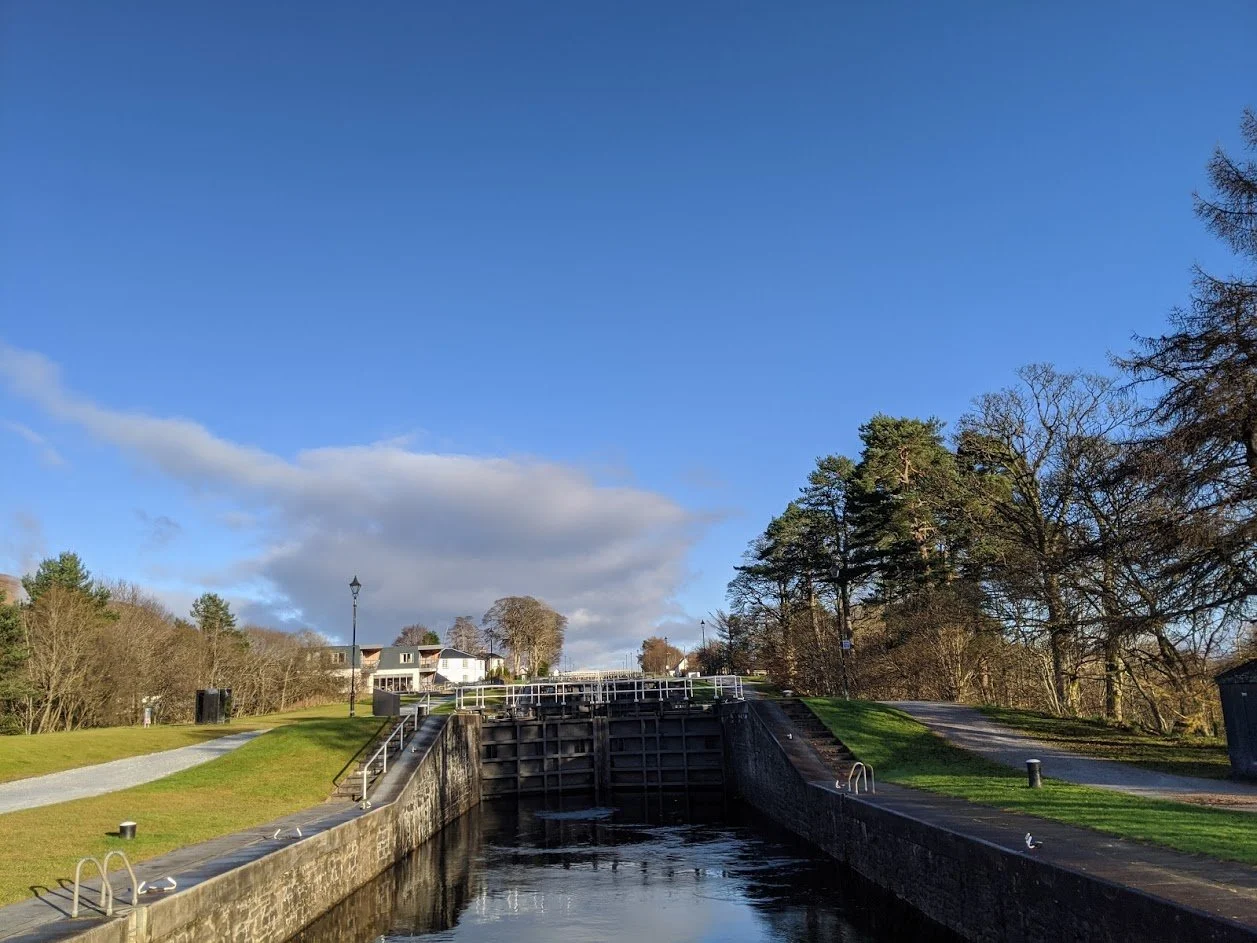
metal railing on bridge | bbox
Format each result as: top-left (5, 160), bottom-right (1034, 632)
top-left (454, 674), bottom-right (744, 712)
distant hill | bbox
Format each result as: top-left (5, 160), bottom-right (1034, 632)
top-left (0, 574), bottom-right (21, 603)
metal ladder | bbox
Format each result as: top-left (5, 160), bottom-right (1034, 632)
top-left (840, 761), bottom-right (876, 795)
top-left (71, 850), bottom-right (139, 917)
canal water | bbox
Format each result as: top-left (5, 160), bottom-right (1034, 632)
top-left (289, 793), bottom-right (958, 943)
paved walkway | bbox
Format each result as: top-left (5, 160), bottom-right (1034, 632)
top-left (0, 730), bottom-right (269, 815)
top-left (891, 700), bottom-right (1257, 810)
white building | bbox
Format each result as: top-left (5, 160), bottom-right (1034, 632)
top-left (327, 644), bottom-right (487, 690)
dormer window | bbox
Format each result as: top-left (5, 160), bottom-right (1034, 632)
top-left (401, 652), bottom-right (414, 664)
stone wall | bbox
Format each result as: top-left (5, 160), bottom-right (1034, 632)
top-left (723, 702), bottom-right (1256, 943)
top-left (82, 714), bottom-right (481, 943)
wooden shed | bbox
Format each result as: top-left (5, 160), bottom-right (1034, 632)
top-left (1216, 659), bottom-right (1257, 781)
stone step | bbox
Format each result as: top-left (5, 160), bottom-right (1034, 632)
top-left (777, 699), bottom-right (862, 778)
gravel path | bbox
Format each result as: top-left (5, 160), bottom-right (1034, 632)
top-left (890, 701), bottom-right (1257, 810)
top-left (0, 729), bottom-right (269, 815)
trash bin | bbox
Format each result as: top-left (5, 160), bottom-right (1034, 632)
top-left (195, 689), bottom-right (228, 724)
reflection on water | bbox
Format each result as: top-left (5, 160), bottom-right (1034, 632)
top-left (289, 793), bottom-right (958, 943)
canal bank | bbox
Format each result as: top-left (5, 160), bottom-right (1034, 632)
top-left (724, 700), bottom-right (1257, 943)
top-left (0, 715), bottom-right (479, 943)
top-left (7, 695), bottom-right (1257, 943)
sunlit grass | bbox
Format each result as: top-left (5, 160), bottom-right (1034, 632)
top-left (0, 711), bottom-right (382, 906)
top-left (978, 705), bottom-right (1231, 780)
top-left (0, 701), bottom-right (351, 784)
top-left (806, 699), bottom-right (1257, 865)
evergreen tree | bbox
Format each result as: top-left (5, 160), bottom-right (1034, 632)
top-left (0, 590), bottom-right (29, 733)
top-left (22, 552), bottom-right (112, 614)
top-left (852, 416), bottom-right (962, 600)
top-left (1119, 108), bottom-right (1257, 607)
top-left (191, 592), bottom-right (243, 686)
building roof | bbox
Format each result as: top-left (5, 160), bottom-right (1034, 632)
top-left (437, 648), bottom-right (478, 660)
top-left (1216, 658), bottom-right (1257, 685)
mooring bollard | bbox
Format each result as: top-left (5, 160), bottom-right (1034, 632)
top-left (119, 821), bottom-right (137, 839)
top-left (1026, 759), bottom-right (1042, 789)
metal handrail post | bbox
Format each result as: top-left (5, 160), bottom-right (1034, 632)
top-left (102, 851), bottom-right (138, 910)
top-left (72, 857), bottom-right (109, 917)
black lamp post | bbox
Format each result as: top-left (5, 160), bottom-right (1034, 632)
top-left (349, 575), bottom-right (361, 717)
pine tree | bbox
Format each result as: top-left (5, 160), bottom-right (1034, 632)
top-left (191, 593), bottom-right (243, 686)
top-left (22, 552), bottom-right (112, 614)
top-left (0, 590), bottom-right (29, 733)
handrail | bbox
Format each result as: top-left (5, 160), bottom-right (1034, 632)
top-left (71, 856), bottom-right (109, 917)
top-left (843, 761), bottom-right (874, 795)
top-left (102, 850), bottom-right (139, 910)
top-left (454, 674), bottom-right (746, 712)
top-left (359, 710), bottom-right (416, 807)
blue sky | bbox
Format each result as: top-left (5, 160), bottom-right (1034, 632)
top-left (1, 2), bottom-right (1254, 664)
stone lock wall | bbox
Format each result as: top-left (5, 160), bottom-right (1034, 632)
top-left (722, 702), bottom-right (1256, 943)
top-left (81, 714), bottom-right (481, 943)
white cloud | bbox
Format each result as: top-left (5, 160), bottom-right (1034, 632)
top-left (0, 342), bottom-right (704, 665)
top-left (2, 419), bottom-right (66, 467)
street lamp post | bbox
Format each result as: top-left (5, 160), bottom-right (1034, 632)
top-left (349, 575), bottom-right (361, 717)
top-left (831, 565), bottom-right (851, 700)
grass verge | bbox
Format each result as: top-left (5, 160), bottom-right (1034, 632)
top-left (977, 705), bottom-right (1231, 780)
top-left (0, 710), bottom-right (381, 906)
top-left (0, 701), bottom-right (356, 785)
top-left (805, 698), bottom-right (1257, 866)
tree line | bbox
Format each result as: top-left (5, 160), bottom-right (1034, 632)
top-left (0, 552), bottom-right (341, 734)
top-left (721, 110), bottom-right (1257, 734)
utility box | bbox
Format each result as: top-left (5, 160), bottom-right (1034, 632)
top-left (1216, 660), bottom-right (1257, 780)
top-left (372, 689), bottom-right (402, 717)
top-left (195, 688), bottom-right (231, 725)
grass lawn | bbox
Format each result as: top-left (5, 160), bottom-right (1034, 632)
top-left (0, 710), bottom-right (383, 906)
top-left (977, 705), bottom-right (1232, 780)
top-left (0, 701), bottom-right (356, 785)
top-left (805, 698), bottom-right (1257, 866)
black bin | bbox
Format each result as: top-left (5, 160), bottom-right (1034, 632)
top-left (372, 689), bottom-right (402, 717)
top-left (195, 688), bottom-right (231, 724)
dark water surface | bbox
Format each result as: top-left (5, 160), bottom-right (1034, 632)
top-left (290, 793), bottom-right (958, 943)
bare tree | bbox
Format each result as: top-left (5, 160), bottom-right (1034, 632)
top-left (446, 616), bottom-right (481, 653)
top-left (482, 597), bottom-right (565, 677)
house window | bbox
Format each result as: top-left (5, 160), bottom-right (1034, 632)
top-left (332, 652), bottom-right (346, 664)
top-left (462, 658), bottom-right (469, 669)
top-left (401, 652), bottom-right (413, 664)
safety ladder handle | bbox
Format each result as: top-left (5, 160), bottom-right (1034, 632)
top-left (72, 856), bottom-right (110, 918)
top-left (847, 762), bottom-right (866, 795)
top-left (102, 850), bottom-right (139, 910)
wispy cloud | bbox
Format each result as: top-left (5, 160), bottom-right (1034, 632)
top-left (0, 342), bottom-right (704, 665)
top-left (135, 509), bottom-right (182, 549)
top-left (1, 419), bottom-right (66, 467)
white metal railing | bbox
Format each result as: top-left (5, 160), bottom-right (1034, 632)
top-left (71, 856), bottom-right (107, 917)
top-left (454, 674), bottom-right (746, 711)
top-left (710, 675), bottom-right (743, 700)
top-left (359, 711), bottom-right (419, 807)
top-left (72, 850), bottom-right (139, 917)
top-left (842, 761), bottom-right (875, 795)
